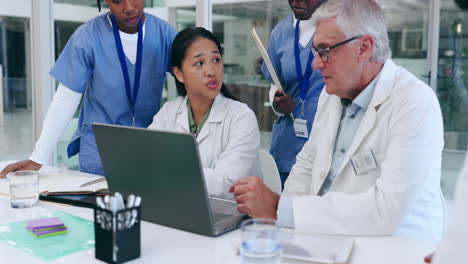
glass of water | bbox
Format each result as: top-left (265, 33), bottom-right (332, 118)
top-left (240, 218), bottom-right (282, 264)
top-left (9, 170), bottom-right (39, 208)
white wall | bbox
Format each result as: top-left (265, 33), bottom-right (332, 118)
top-left (0, 0), bottom-right (30, 17)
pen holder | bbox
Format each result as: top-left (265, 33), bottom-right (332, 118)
top-left (94, 206), bottom-right (141, 264)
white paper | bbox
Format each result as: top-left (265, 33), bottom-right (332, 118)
top-left (282, 235), bottom-right (354, 264)
top-left (0, 163), bottom-right (107, 196)
top-left (252, 27), bottom-right (284, 93)
top-left (40, 172), bottom-right (108, 194)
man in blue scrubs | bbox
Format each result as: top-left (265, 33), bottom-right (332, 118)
top-left (262, 0), bottom-right (326, 187)
top-left (0, 0), bottom-right (176, 177)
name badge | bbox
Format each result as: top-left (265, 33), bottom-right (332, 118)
top-left (351, 149), bottom-right (377, 175)
top-left (293, 118), bottom-right (309, 138)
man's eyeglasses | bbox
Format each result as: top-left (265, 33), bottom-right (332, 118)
top-left (311, 36), bottom-right (362, 63)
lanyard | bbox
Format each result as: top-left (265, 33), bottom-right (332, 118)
top-left (294, 19), bottom-right (314, 103)
top-left (110, 14), bottom-right (143, 126)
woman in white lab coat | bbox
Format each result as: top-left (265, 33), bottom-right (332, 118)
top-left (148, 27), bottom-right (261, 199)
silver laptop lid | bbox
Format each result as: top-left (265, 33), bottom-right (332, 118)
top-left (93, 123), bottom-right (219, 236)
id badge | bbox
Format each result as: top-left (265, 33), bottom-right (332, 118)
top-left (350, 149), bottom-right (378, 175)
top-left (293, 118), bottom-right (309, 138)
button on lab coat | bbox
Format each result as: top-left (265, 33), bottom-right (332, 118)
top-left (148, 94), bottom-right (261, 199)
top-left (283, 60), bottom-right (446, 241)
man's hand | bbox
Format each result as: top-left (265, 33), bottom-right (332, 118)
top-left (0, 160), bottom-right (42, 178)
top-left (229, 176), bottom-right (280, 219)
top-left (273, 89), bottom-right (294, 114)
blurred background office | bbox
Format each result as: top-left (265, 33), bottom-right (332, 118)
top-left (0, 0), bottom-right (466, 202)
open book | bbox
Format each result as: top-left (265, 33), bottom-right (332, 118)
top-left (39, 171), bottom-right (108, 195)
top-left (0, 163), bottom-right (108, 196)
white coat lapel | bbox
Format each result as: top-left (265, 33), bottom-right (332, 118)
top-left (313, 94), bottom-right (342, 194)
top-left (175, 96), bottom-right (190, 133)
top-left (340, 105), bottom-right (377, 171)
top-left (334, 60), bottom-right (396, 177)
top-left (196, 94), bottom-right (224, 143)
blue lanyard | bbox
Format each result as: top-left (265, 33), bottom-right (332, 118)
top-left (294, 19), bottom-right (314, 102)
top-left (110, 14), bottom-right (143, 126)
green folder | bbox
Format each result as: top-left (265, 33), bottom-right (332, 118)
top-left (0, 210), bottom-right (95, 261)
top-left (29, 229), bottom-right (68, 238)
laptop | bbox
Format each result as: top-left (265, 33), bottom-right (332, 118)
top-left (93, 123), bottom-right (247, 237)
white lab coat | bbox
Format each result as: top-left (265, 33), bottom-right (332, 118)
top-left (148, 94), bottom-right (261, 199)
top-left (283, 59), bottom-right (446, 241)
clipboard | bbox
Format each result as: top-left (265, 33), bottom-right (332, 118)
top-left (252, 27), bottom-right (294, 120)
top-left (252, 27), bottom-right (285, 94)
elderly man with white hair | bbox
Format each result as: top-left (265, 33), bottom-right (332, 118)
top-left (229, 0), bottom-right (446, 241)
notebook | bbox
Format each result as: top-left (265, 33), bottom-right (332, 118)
top-left (37, 170), bottom-right (108, 207)
top-left (40, 173), bottom-right (108, 195)
top-left (93, 123), bottom-right (247, 237)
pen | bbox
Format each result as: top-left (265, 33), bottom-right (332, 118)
top-left (126, 194), bottom-right (135, 208)
top-left (114, 192), bottom-right (125, 211)
top-left (109, 196), bottom-right (118, 262)
top-left (134, 196), bottom-right (142, 207)
top-left (104, 195), bottom-right (110, 210)
top-left (80, 177), bottom-right (106, 187)
top-left (96, 197), bottom-right (105, 209)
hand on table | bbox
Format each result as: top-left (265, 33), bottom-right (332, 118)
top-left (0, 160), bottom-right (42, 178)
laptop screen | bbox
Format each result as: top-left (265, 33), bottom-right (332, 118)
top-left (93, 123), bottom-right (216, 236)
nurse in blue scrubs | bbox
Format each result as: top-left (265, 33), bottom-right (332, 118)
top-left (0, 0), bottom-right (176, 177)
top-left (262, 0), bottom-right (325, 188)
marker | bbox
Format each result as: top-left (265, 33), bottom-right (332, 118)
top-left (114, 192), bottom-right (125, 211)
top-left (96, 196), bottom-right (105, 209)
top-left (134, 196), bottom-right (142, 207)
top-left (126, 194), bottom-right (135, 208)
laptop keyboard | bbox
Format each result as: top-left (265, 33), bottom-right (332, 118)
top-left (212, 212), bottom-right (232, 222)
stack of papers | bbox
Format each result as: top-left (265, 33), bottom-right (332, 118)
top-left (26, 217), bottom-right (67, 238)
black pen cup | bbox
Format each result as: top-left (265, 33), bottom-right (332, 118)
top-left (94, 206), bottom-right (141, 264)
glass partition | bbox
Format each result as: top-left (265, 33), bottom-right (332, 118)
top-left (437, 3), bottom-right (468, 199)
top-left (211, 0), bottom-right (289, 149)
top-left (0, 17), bottom-right (32, 161)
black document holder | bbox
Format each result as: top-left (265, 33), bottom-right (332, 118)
top-left (94, 206), bottom-right (141, 264)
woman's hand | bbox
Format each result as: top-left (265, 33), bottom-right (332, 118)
top-left (0, 160), bottom-right (42, 178)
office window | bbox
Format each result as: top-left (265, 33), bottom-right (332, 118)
top-left (175, 7), bottom-right (196, 31)
top-left (54, 20), bottom-right (83, 170)
top-left (381, 1), bottom-right (430, 83)
top-left (0, 16), bottom-right (32, 161)
top-left (437, 4), bottom-right (468, 199)
top-left (211, 1), bottom-right (290, 149)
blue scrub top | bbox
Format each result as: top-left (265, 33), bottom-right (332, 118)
top-left (50, 13), bottom-right (176, 176)
top-left (261, 14), bottom-right (325, 174)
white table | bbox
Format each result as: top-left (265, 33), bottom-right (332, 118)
top-left (0, 173), bottom-right (436, 264)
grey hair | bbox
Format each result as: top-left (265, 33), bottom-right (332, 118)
top-left (312, 0), bottom-right (391, 63)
